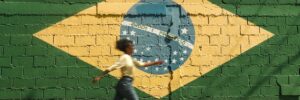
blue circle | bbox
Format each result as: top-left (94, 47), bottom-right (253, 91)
top-left (120, 0), bottom-right (195, 74)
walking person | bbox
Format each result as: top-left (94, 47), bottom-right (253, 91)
top-left (92, 39), bottom-right (163, 100)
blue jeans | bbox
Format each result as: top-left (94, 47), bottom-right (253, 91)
top-left (114, 76), bottom-right (139, 100)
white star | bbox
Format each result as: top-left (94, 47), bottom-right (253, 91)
top-left (122, 30), bottom-right (127, 35)
top-left (164, 67), bottom-right (168, 71)
top-left (130, 31), bottom-right (136, 36)
top-left (181, 28), bottom-right (188, 34)
top-left (183, 50), bottom-right (188, 54)
top-left (172, 59), bottom-right (177, 64)
top-left (141, 52), bottom-right (144, 55)
top-left (164, 59), bottom-right (168, 63)
top-left (180, 57), bottom-right (184, 61)
top-left (173, 51), bottom-right (178, 55)
top-left (145, 67), bottom-right (148, 70)
top-left (155, 58), bottom-right (159, 62)
top-left (146, 47), bottom-right (151, 51)
top-left (155, 67), bottom-right (159, 71)
top-left (134, 49), bottom-right (138, 53)
top-left (140, 58), bottom-right (144, 62)
top-left (126, 37), bottom-right (130, 40)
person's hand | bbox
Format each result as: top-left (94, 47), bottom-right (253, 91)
top-left (92, 76), bottom-right (102, 84)
top-left (154, 61), bottom-right (164, 65)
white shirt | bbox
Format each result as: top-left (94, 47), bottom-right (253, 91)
top-left (106, 54), bottom-right (145, 77)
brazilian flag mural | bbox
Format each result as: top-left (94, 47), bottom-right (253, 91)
top-left (0, 0), bottom-right (300, 99)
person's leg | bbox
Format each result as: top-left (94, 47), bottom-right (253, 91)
top-left (124, 85), bottom-right (139, 100)
top-left (121, 77), bottom-right (139, 100)
top-left (114, 80), bottom-right (125, 100)
top-left (114, 91), bottom-right (124, 100)
top-left (115, 76), bottom-right (139, 100)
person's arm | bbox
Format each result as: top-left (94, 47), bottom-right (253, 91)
top-left (133, 58), bottom-right (163, 67)
top-left (92, 58), bottom-right (125, 83)
top-left (92, 70), bottom-right (110, 84)
top-left (144, 61), bottom-right (163, 67)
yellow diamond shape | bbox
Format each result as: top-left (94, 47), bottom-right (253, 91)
top-left (33, 0), bottom-right (274, 98)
